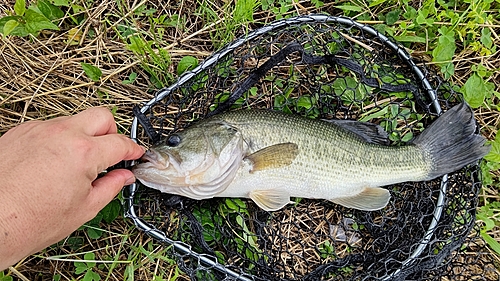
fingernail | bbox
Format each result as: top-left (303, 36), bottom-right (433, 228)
top-left (125, 176), bottom-right (136, 185)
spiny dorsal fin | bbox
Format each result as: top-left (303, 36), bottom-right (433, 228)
top-left (330, 187), bottom-right (390, 211)
top-left (324, 119), bottom-right (389, 145)
top-left (245, 142), bottom-right (299, 173)
top-left (249, 189), bottom-right (293, 211)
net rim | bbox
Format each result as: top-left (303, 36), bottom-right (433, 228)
top-left (122, 14), bottom-right (448, 280)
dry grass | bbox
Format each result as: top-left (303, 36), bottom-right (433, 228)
top-left (0, 0), bottom-right (499, 280)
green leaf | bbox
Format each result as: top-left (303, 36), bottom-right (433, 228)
top-left (81, 62), bottom-right (102, 82)
top-left (480, 232), bottom-right (500, 256)
top-left (393, 35), bottom-right (427, 43)
top-left (122, 72), bottom-right (137, 84)
top-left (385, 9), bottom-right (401, 25)
top-left (432, 27), bottom-right (456, 63)
top-left (369, 0), bottom-right (389, 7)
top-left (86, 227), bottom-right (103, 239)
top-left (37, 0), bottom-right (64, 20)
top-left (0, 16), bottom-right (28, 36)
top-left (297, 95), bottom-right (313, 109)
top-left (3, 20), bottom-right (19, 36)
top-left (83, 269), bottom-right (100, 281)
top-left (477, 212), bottom-right (496, 231)
top-left (0, 270), bottom-right (14, 281)
top-left (127, 36), bottom-right (149, 54)
top-left (335, 5), bottom-right (362, 11)
top-left (24, 9), bottom-right (59, 34)
top-left (177, 56), bottom-right (198, 75)
top-left (74, 262), bottom-right (88, 274)
top-left (52, 0), bottom-right (70, 6)
top-left (84, 252), bottom-right (96, 268)
top-left (484, 133), bottom-right (500, 163)
top-left (480, 28), bottom-right (493, 49)
top-left (14, 0), bottom-right (26, 16)
top-left (461, 73), bottom-right (487, 108)
top-left (100, 199), bottom-right (121, 223)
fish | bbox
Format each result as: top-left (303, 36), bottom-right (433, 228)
top-left (133, 102), bottom-right (490, 212)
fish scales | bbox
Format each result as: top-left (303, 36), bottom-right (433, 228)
top-left (212, 110), bottom-right (430, 199)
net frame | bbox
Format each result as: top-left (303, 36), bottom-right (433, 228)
top-left (121, 14), bottom-right (490, 280)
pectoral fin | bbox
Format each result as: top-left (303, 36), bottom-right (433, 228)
top-left (245, 142), bottom-right (299, 173)
top-left (330, 187), bottom-right (390, 211)
top-left (249, 189), bottom-right (293, 211)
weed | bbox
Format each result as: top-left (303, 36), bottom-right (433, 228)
top-left (81, 63), bottom-right (103, 82)
top-left (74, 252), bottom-right (101, 281)
top-left (0, 271), bottom-right (13, 281)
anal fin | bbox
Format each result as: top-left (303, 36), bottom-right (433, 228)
top-left (330, 187), bottom-right (390, 211)
top-left (249, 189), bottom-right (293, 211)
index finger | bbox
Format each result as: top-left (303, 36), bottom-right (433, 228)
top-left (92, 134), bottom-right (145, 172)
top-left (69, 107), bottom-right (118, 136)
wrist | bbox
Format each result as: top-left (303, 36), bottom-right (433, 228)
top-left (0, 183), bottom-right (35, 270)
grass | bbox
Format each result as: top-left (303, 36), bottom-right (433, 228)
top-left (0, 0), bottom-right (499, 280)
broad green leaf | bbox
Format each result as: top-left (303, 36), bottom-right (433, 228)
top-left (484, 133), bottom-right (500, 163)
top-left (0, 16), bottom-right (29, 36)
top-left (81, 62), bottom-right (102, 82)
top-left (83, 253), bottom-right (96, 268)
top-left (83, 269), bottom-right (101, 281)
top-left (177, 56), bottom-right (198, 75)
top-left (480, 28), bottom-right (493, 49)
top-left (3, 20), bottom-right (19, 36)
top-left (74, 258), bottom-right (89, 274)
top-left (481, 232), bottom-right (500, 256)
top-left (100, 199), bottom-right (121, 223)
top-left (385, 9), bottom-right (401, 25)
top-left (297, 95), bottom-right (313, 109)
top-left (461, 73), bottom-right (487, 108)
top-left (38, 0), bottom-right (64, 20)
top-left (86, 227), bottom-right (102, 239)
top-left (477, 212), bottom-right (496, 231)
top-left (14, 0), bottom-right (26, 16)
top-left (225, 198), bottom-right (239, 211)
top-left (402, 6), bottom-right (417, 20)
top-left (432, 27), bottom-right (456, 63)
top-left (24, 9), bottom-right (59, 34)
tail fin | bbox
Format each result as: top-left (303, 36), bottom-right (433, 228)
top-left (412, 102), bottom-right (490, 180)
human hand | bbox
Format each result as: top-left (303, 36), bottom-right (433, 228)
top-left (0, 107), bottom-right (144, 270)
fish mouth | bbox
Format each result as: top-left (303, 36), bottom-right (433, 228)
top-left (135, 149), bottom-right (169, 170)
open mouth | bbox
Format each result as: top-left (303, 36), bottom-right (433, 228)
top-left (135, 149), bottom-right (168, 169)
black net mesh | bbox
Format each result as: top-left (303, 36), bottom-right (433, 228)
top-left (123, 15), bottom-right (500, 280)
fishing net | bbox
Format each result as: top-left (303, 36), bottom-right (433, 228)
top-left (123, 15), bottom-right (499, 280)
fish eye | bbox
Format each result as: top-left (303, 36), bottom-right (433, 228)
top-left (166, 134), bottom-right (181, 147)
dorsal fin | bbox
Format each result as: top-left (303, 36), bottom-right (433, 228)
top-left (324, 119), bottom-right (389, 145)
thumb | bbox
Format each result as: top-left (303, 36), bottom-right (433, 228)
top-left (88, 169), bottom-right (135, 212)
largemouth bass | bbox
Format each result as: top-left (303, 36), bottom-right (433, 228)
top-left (133, 103), bottom-right (490, 211)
